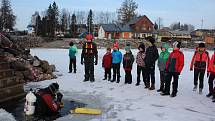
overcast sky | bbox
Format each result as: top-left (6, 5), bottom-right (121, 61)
top-left (9, 0), bottom-right (215, 30)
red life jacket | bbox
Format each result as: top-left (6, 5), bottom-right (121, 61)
top-left (190, 49), bottom-right (210, 71)
top-left (209, 53), bottom-right (215, 74)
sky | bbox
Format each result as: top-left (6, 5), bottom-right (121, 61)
top-left (8, 0), bottom-right (215, 30)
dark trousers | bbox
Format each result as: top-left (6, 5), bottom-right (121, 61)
top-left (137, 66), bottom-right (146, 85)
top-left (164, 72), bottom-right (179, 94)
top-left (84, 62), bottom-right (94, 81)
top-left (159, 71), bottom-right (166, 90)
top-left (112, 63), bottom-right (120, 82)
top-left (125, 70), bottom-right (132, 84)
top-left (145, 66), bottom-right (155, 86)
top-left (69, 58), bottom-right (76, 72)
top-left (194, 69), bottom-right (205, 89)
top-left (208, 73), bottom-right (215, 94)
top-left (104, 68), bottom-right (111, 79)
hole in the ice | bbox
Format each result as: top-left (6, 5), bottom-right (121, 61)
top-left (1, 98), bottom-right (87, 121)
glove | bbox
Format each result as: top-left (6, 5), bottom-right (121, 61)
top-left (59, 102), bottom-right (64, 108)
top-left (190, 68), bottom-right (193, 71)
top-left (176, 72), bottom-right (180, 75)
top-left (207, 72), bottom-right (210, 78)
top-left (81, 61), bottom-right (84, 65)
top-left (57, 92), bottom-right (63, 102)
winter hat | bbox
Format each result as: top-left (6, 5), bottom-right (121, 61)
top-left (107, 47), bottom-right (111, 51)
top-left (86, 34), bottom-right (93, 41)
top-left (198, 43), bottom-right (205, 48)
top-left (69, 41), bottom-right (74, 46)
top-left (162, 43), bottom-right (169, 50)
top-left (113, 42), bottom-right (119, 49)
top-left (125, 46), bottom-right (131, 52)
top-left (138, 43), bottom-right (145, 52)
top-left (146, 36), bottom-right (155, 44)
top-left (173, 41), bottom-right (182, 49)
top-left (49, 83), bottom-right (59, 94)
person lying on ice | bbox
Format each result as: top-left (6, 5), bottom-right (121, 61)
top-left (81, 34), bottom-right (98, 82)
top-left (34, 83), bottom-right (63, 115)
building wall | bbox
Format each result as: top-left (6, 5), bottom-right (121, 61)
top-left (98, 27), bottom-right (105, 39)
top-left (205, 36), bottom-right (214, 44)
top-left (131, 16), bottom-right (154, 33)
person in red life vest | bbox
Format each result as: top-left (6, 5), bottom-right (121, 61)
top-left (190, 43), bottom-right (210, 94)
top-left (161, 41), bottom-right (184, 97)
top-left (35, 83), bottom-right (63, 115)
top-left (102, 48), bottom-right (112, 81)
top-left (207, 46), bottom-right (215, 102)
top-left (123, 46), bottom-right (134, 84)
top-left (81, 34), bottom-right (98, 82)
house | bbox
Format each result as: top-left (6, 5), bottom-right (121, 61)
top-left (158, 29), bottom-right (191, 42)
top-left (27, 25), bottom-right (35, 36)
top-left (128, 15), bottom-right (156, 39)
top-left (98, 24), bottom-right (132, 39)
top-left (98, 15), bottom-right (157, 39)
top-left (191, 29), bottom-right (215, 44)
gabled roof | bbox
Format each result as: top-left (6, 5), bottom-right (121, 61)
top-left (127, 15), bottom-right (154, 26)
top-left (101, 24), bottom-right (132, 32)
top-left (101, 24), bottom-right (121, 32)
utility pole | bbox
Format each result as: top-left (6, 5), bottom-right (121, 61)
top-left (201, 19), bottom-right (204, 29)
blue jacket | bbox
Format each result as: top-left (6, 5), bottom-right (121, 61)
top-left (69, 45), bottom-right (77, 59)
top-left (112, 50), bottom-right (122, 64)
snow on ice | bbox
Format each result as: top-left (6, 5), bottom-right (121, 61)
top-left (25, 48), bottom-right (215, 121)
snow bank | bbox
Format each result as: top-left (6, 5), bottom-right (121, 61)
top-left (0, 109), bottom-right (16, 121)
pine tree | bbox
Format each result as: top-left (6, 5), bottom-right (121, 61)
top-left (154, 22), bottom-right (158, 30)
top-left (87, 9), bottom-right (93, 34)
top-left (0, 0), bottom-right (16, 31)
top-left (70, 14), bottom-right (77, 38)
top-left (117, 0), bottom-right (138, 24)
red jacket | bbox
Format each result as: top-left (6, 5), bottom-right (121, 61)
top-left (102, 53), bottom-right (112, 68)
top-left (166, 49), bottom-right (184, 73)
top-left (209, 53), bottom-right (215, 74)
top-left (190, 49), bottom-right (210, 71)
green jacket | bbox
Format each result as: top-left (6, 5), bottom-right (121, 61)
top-left (69, 45), bottom-right (78, 59)
top-left (158, 43), bottom-right (170, 71)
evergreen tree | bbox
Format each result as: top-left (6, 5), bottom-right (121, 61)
top-left (87, 9), bottom-right (93, 34)
top-left (154, 22), bottom-right (158, 30)
top-left (0, 0), bottom-right (16, 31)
top-left (70, 14), bottom-right (77, 38)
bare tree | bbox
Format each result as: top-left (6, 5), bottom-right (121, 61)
top-left (156, 17), bottom-right (163, 30)
top-left (117, 0), bottom-right (138, 24)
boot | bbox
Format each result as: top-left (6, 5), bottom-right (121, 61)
top-left (206, 93), bottom-right (213, 97)
top-left (212, 100), bottom-right (215, 103)
top-left (74, 69), bottom-right (76, 73)
top-left (108, 77), bottom-right (111, 81)
top-left (161, 92), bottom-right (170, 96)
top-left (193, 85), bottom-right (197, 91)
top-left (116, 77), bottom-right (120, 83)
top-left (149, 84), bottom-right (155, 90)
top-left (157, 85), bottom-right (164, 92)
top-left (111, 76), bottom-right (116, 82)
top-left (170, 93), bottom-right (177, 97)
top-left (144, 82), bottom-right (150, 89)
top-left (199, 88), bottom-right (203, 94)
top-left (135, 83), bottom-right (140, 86)
top-left (103, 77), bottom-right (107, 80)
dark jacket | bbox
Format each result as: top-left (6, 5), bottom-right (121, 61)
top-left (166, 49), bottom-right (184, 74)
top-left (102, 52), bottom-right (112, 68)
top-left (81, 42), bottom-right (98, 64)
top-left (144, 45), bottom-right (159, 67)
top-left (123, 52), bottom-right (134, 71)
top-left (190, 49), bottom-right (210, 71)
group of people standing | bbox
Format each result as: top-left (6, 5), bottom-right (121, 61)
top-left (68, 34), bottom-right (215, 101)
